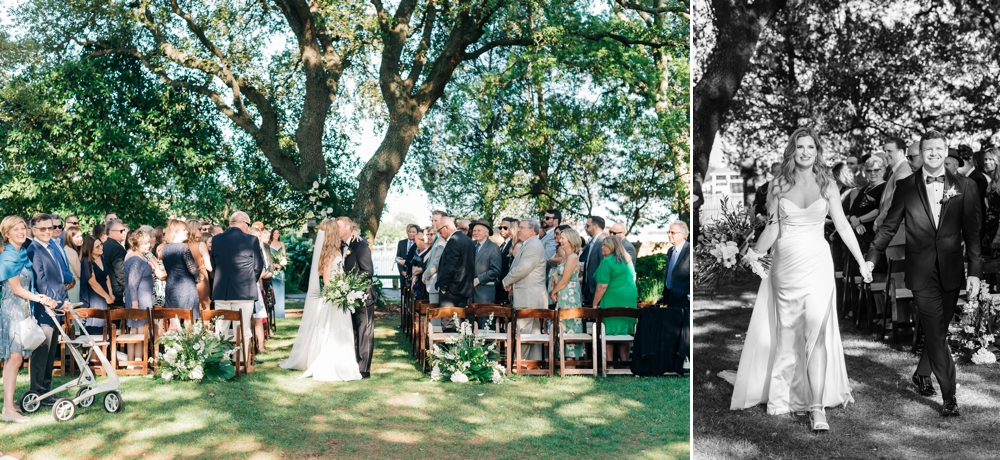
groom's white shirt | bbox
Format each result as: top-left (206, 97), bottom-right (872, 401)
top-left (926, 174), bottom-right (944, 227)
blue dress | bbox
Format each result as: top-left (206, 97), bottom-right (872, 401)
top-left (124, 255), bottom-right (153, 327)
top-left (270, 246), bottom-right (286, 319)
top-left (162, 243), bottom-right (200, 318)
top-left (80, 256), bottom-right (109, 329)
top-left (1, 244), bottom-right (36, 360)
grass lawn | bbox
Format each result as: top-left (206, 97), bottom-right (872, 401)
top-left (693, 287), bottom-right (1000, 460)
top-left (0, 309), bottom-right (689, 459)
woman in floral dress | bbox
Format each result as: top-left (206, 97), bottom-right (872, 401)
top-left (550, 228), bottom-right (585, 359)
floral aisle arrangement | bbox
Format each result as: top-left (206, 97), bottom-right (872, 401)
top-left (321, 271), bottom-right (372, 313)
top-left (695, 196), bottom-right (770, 288)
top-left (429, 314), bottom-right (505, 384)
top-left (155, 319), bottom-right (237, 382)
top-left (951, 287), bottom-right (1000, 364)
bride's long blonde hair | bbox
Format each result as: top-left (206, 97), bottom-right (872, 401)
top-left (317, 219), bottom-right (342, 278)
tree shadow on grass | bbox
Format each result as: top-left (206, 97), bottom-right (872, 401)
top-left (694, 293), bottom-right (1000, 460)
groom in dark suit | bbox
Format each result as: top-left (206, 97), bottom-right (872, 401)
top-left (866, 130), bottom-right (983, 417)
top-left (337, 217), bottom-right (376, 379)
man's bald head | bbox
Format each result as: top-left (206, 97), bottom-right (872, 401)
top-left (438, 217), bottom-right (457, 239)
top-left (610, 222), bottom-right (627, 238)
top-left (229, 211), bottom-right (251, 232)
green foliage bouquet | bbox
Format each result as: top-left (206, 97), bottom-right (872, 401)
top-left (155, 319), bottom-right (236, 382)
top-left (429, 314), bottom-right (505, 384)
top-left (321, 271), bottom-right (372, 314)
top-left (695, 196), bottom-right (769, 288)
top-left (951, 287), bottom-right (1000, 365)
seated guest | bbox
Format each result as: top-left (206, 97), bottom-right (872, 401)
top-left (80, 236), bottom-right (113, 335)
top-left (594, 235), bottom-right (639, 368)
top-left (657, 221), bottom-right (690, 309)
top-left (124, 230), bottom-right (156, 363)
top-left (161, 219), bottom-right (200, 320)
top-left (549, 227), bottom-right (585, 359)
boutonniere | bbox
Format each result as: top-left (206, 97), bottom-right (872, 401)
top-left (940, 186), bottom-right (960, 204)
top-left (344, 247), bottom-right (352, 258)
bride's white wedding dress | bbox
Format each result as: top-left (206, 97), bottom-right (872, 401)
top-left (279, 231), bottom-right (362, 382)
top-left (729, 197), bottom-right (853, 414)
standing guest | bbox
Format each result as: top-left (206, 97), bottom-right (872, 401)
top-left (609, 222), bottom-right (637, 270)
top-left (104, 213), bottom-right (118, 224)
top-left (151, 226), bottom-right (165, 253)
top-left (92, 223), bottom-right (107, 243)
top-left (248, 227), bottom-right (273, 356)
top-left (471, 219), bottom-right (502, 305)
top-left (844, 156), bottom-right (887, 255)
top-left (124, 230), bottom-right (156, 363)
top-left (435, 217), bottom-right (476, 331)
top-left (755, 162), bottom-right (783, 221)
top-left (104, 219), bottom-right (128, 307)
top-left (541, 210), bottom-right (561, 266)
top-left (502, 218), bottom-right (548, 360)
top-left (199, 221), bottom-right (211, 235)
top-left (161, 220), bottom-right (200, 319)
top-left (657, 222), bottom-right (691, 309)
top-left (211, 225), bottom-right (224, 236)
top-left (64, 227), bottom-right (84, 303)
top-left (846, 154), bottom-right (869, 189)
top-left (269, 228), bottom-right (287, 319)
top-left (26, 213), bottom-right (70, 407)
top-left (832, 162), bottom-right (856, 196)
top-left (594, 235), bottom-right (639, 367)
top-left (959, 144), bottom-right (989, 206)
top-left (983, 149), bottom-right (1000, 257)
top-left (211, 211), bottom-right (265, 363)
top-left (409, 228), bottom-right (433, 300)
top-left (581, 216), bottom-right (607, 305)
top-left (944, 153), bottom-right (963, 176)
top-left (495, 217), bottom-right (518, 303)
top-left (548, 225), bottom-right (571, 266)
top-left (396, 224), bottom-right (419, 283)
top-left (423, 211), bottom-right (449, 305)
top-left (549, 227), bottom-right (585, 359)
top-left (906, 142), bottom-right (923, 172)
top-left (64, 215), bottom-right (80, 230)
top-left (456, 219), bottom-right (472, 237)
top-left (185, 219), bottom-right (212, 315)
top-left (79, 236), bottom-right (113, 334)
top-left (874, 136), bottom-right (913, 247)
top-left (49, 213), bottom-right (65, 247)
top-left (1, 216), bottom-right (60, 423)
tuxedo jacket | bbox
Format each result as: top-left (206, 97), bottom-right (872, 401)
top-left (210, 227), bottom-right (265, 301)
top-left (866, 169), bottom-right (983, 292)
top-left (343, 237), bottom-right (377, 309)
top-left (436, 231), bottom-right (476, 299)
top-left (662, 241), bottom-right (691, 306)
top-left (473, 238), bottom-right (502, 303)
top-left (27, 240), bottom-right (68, 327)
top-left (103, 237), bottom-right (127, 304)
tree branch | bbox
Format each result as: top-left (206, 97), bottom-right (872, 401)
top-left (404, 0), bottom-right (438, 89)
top-left (615, 0), bottom-right (690, 19)
top-left (461, 38), bottom-right (537, 61)
top-left (581, 32), bottom-right (668, 49)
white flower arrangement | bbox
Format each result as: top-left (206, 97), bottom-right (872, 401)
top-left (428, 314), bottom-right (505, 384)
top-left (951, 287), bottom-right (1000, 365)
top-left (321, 271), bottom-right (371, 313)
top-left (154, 318), bottom-right (237, 382)
top-left (709, 241), bottom-right (739, 268)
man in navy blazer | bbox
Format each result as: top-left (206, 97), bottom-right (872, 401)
top-left (657, 221), bottom-right (691, 309)
top-left (210, 211), bottom-right (265, 362)
top-left (26, 213), bottom-right (70, 405)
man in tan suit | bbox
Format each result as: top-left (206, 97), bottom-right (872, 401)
top-left (503, 218), bottom-right (548, 359)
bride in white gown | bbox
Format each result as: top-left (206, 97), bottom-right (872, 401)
top-left (279, 220), bottom-right (362, 382)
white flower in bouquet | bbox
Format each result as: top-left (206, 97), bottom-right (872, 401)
top-left (431, 365), bottom-right (442, 381)
top-left (165, 348), bottom-right (178, 361)
top-left (972, 347), bottom-right (997, 365)
top-left (964, 325), bottom-right (975, 334)
top-left (162, 371), bottom-right (173, 381)
top-left (190, 365), bottom-right (204, 380)
top-left (710, 241), bottom-right (740, 268)
top-left (492, 367), bottom-right (504, 384)
top-left (450, 370), bottom-right (469, 383)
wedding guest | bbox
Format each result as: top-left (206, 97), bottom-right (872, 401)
top-left (832, 162), bottom-right (855, 195)
top-left (151, 226), bottom-right (165, 253)
top-left (541, 210), bottom-right (561, 267)
top-left (436, 217), bottom-right (476, 331)
top-left (247, 227), bottom-right (273, 356)
top-left (495, 217), bottom-right (519, 303)
top-left (457, 219), bottom-right (471, 237)
top-left (124, 230), bottom-right (156, 363)
top-left (185, 219), bottom-right (212, 315)
top-left (211, 211), bottom-right (265, 362)
top-left (211, 225), bottom-right (224, 236)
top-left (959, 144), bottom-right (989, 205)
top-left (396, 224), bottom-right (419, 282)
top-left (269, 228), bottom-right (287, 319)
top-left (549, 227), bottom-right (585, 359)
top-left (846, 154), bottom-right (868, 189)
top-left (471, 219), bottom-right (501, 324)
top-left (92, 223), bottom-right (107, 243)
top-left (502, 219), bottom-right (548, 360)
top-left (875, 136), bottom-right (913, 248)
top-left (906, 141), bottom-right (923, 172)
top-left (845, 156), bottom-right (887, 255)
top-left (104, 212), bottom-right (118, 224)
top-left (594, 235), bottom-right (638, 367)
top-left (26, 213), bottom-right (70, 407)
top-left (982, 149), bottom-right (1000, 257)
top-left (1, 216), bottom-right (59, 423)
top-left (754, 162), bottom-right (783, 221)
top-left (64, 226), bottom-right (84, 303)
top-left (80, 236), bottom-right (113, 334)
top-left (657, 222), bottom-right (691, 309)
top-left (162, 219), bottom-right (200, 319)
top-left (609, 222), bottom-right (637, 270)
top-left (409, 228), bottom-right (432, 300)
top-left (944, 152), bottom-right (963, 176)
top-left (104, 219), bottom-right (128, 307)
top-left (64, 215), bottom-right (80, 230)
top-left (50, 213), bottom-right (65, 247)
top-left (423, 211), bottom-right (449, 304)
top-left (582, 215), bottom-right (606, 305)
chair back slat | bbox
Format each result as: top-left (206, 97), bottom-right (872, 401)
top-left (202, 310), bottom-right (242, 323)
top-left (107, 308), bottom-right (151, 322)
top-left (471, 305), bottom-right (513, 318)
top-left (417, 302), bottom-right (437, 315)
top-left (514, 308), bottom-right (556, 320)
top-left (151, 308), bottom-right (195, 322)
top-left (557, 307), bottom-right (600, 320)
top-left (427, 306), bottom-right (466, 320)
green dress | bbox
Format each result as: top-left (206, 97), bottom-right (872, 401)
top-left (554, 262), bottom-right (585, 358)
top-left (596, 255), bottom-right (638, 335)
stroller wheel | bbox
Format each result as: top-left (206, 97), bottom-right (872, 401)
top-left (103, 391), bottom-right (123, 413)
top-left (19, 391), bottom-right (41, 413)
top-left (53, 398), bottom-right (76, 422)
top-left (76, 387), bottom-right (95, 408)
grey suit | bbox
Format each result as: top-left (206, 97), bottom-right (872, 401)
top-left (540, 228), bottom-right (558, 282)
top-left (622, 238), bottom-right (637, 270)
top-left (582, 233), bottom-right (606, 305)
top-left (473, 238), bottom-right (502, 303)
top-left (422, 235), bottom-right (447, 303)
top-left (503, 236), bottom-right (548, 359)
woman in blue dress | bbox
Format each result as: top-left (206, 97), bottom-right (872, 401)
top-left (79, 236), bottom-right (114, 336)
top-left (1, 216), bottom-right (59, 423)
top-left (124, 230), bottom-right (157, 363)
top-left (161, 220), bottom-right (200, 320)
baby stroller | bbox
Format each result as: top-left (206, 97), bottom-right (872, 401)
top-left (19, 302), bottom-right (123, 422)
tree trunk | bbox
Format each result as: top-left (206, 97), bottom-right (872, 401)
top-left (693, 0), bottom-right (787, 180)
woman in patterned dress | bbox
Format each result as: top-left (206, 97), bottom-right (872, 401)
top-left (550, 228), bottom-right (585, 359)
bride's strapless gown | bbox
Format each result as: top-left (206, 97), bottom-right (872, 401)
top-left (730, 197), bottom-right (853, 414)
top-left (279, 255), bottom-right (362, 382)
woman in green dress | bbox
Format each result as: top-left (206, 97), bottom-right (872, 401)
top-left (594, 235), bottom-right (638, 367)
top-left (550, 228), bottom-right (584, 358)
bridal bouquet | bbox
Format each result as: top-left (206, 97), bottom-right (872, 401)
top-left (695, 196), bottom-right (771, 288)
top-left (951, 286), bottom-right (1000, 365)
top-left (429, 314), bottom-right (505, 384)
top-left (322, 271), bottom-right (372, 313)
top-left (155, 319), bottom-right (237, 382)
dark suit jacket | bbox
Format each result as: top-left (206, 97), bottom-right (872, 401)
top-left (342, 237), bottom-right (376, 308)
top-left (210, 227), bottom-right (265, 301)
top-left (662, 241), bottom-right (691, 308)
top-left (969, 168), bottom-right (989, 229)
top-left (582, 233), bottom-right (606, 301)
top-left (473, 238), bottom-right (502, 303)
top-left (867, 169), bottom-right (983, 291)
top-left (395, 239), bottom-right (413, 278)
top-left (495, 239), bottom-right (513, 302)
top-left (27, 240), bottom-right (68, 327)
top-left (436, 231), bottom-right (476, 300)
top-left (103, 238), bottom-right (127, 305)
top-left (622, 238), bottom-right (637, 270)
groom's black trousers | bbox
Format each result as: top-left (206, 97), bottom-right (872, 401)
top-left (911, 268), bottom-right (959, 401)
top-left (352, 305), bottom-right (375, 374)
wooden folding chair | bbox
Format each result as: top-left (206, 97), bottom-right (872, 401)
top-left (600, 307), bottom-right (642, 377)
top-left (107, 308), bottom-right (152, 375)
top-left (65, 308), bottom-right (110, 376)
top-left (414, 301), bottom-right (436, 360)
top-left (557, 307), bottom-right (600, 377)
top-left (202, 309), bottom-right (246, 378)
top-left (514, 308), bottom-right (556, 376)
top-left (470, 303), bottom-right (513, 374)
top-left (150, 308), bottom-right (196, 371)
top-left (424, 306), bottom-right (467, 373)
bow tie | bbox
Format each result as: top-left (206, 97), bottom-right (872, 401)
top-left (925, 175), bottom-right (945, 184)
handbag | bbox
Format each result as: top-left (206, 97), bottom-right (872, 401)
top-left (18, 316), bottom-right (46, 351)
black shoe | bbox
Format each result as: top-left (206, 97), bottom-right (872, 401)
top-left (40, 396), bottom-right (59, 406)
top-left (361, 372), bottom-right (371, 379)
top-left (253, 359), bottom-right (263, 365)
top-left (941, 397), bottom-right (960, 417)
top-left (911, 373), bottom-right (936, 396)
